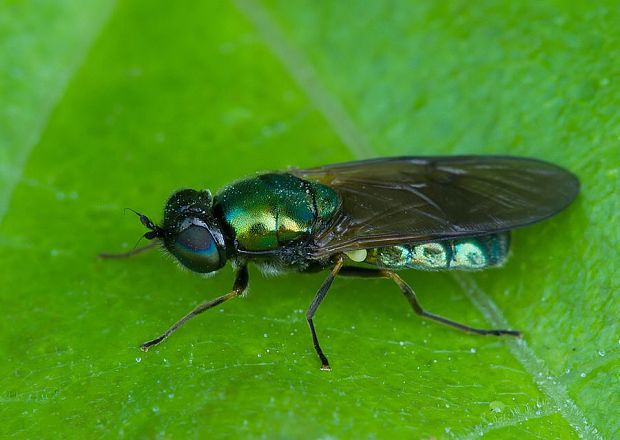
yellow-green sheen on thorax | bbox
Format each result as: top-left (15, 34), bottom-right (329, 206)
top-left (213, 173), bottom-right (340, 252)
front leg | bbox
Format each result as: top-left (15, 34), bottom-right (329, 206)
top-left (99, 241), bottom-right (159, 259)
top-left (141, 265), bottom-right (249, 351)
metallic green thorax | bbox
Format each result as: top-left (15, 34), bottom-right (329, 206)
top-left (213, 173), bottom-right (340, 252)
top-left (359, 233), bottom-right (510, 271)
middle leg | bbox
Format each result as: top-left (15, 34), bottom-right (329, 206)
top-left (306, 255), bottom-right (345, 371)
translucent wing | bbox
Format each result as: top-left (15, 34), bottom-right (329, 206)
top-left (290, 156), bottom-right (579, 258)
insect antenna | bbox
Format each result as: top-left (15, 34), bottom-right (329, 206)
top-left (125, 207), bottom-right (163, 240)
top-left (98, 208), bottom-right (161, 259)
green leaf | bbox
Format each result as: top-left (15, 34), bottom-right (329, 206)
top-left (1, 0), bottom-right (617, 438)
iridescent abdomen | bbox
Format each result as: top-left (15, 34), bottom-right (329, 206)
top-left (358, 233), bottom-right (510, 271)
top-left (213, 173), bottom-right (340, 252)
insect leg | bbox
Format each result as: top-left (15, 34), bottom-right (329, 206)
top-left (99, 241), bottom-right (158, 259)
top-left (140, 265), bottom-right (249, 351)
top-left (340, 267), bottom-right (521, 337)
top-left (306, 255), bottom-right (345, 371)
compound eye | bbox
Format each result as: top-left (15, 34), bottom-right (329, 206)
top-left (173, 224), bottom-right (222, 273)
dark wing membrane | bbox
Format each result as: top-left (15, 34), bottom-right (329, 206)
top-left (290, 156), bottom-right (579, 257)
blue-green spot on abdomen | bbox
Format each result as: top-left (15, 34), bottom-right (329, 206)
top-left (362, 233), bottom-right (510, 271)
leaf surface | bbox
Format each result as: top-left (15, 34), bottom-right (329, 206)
top-left (1, 0), bottom-right (617, 438)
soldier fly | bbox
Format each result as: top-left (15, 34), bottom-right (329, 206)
top-left (102, 156), bottom-right (579, 370)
